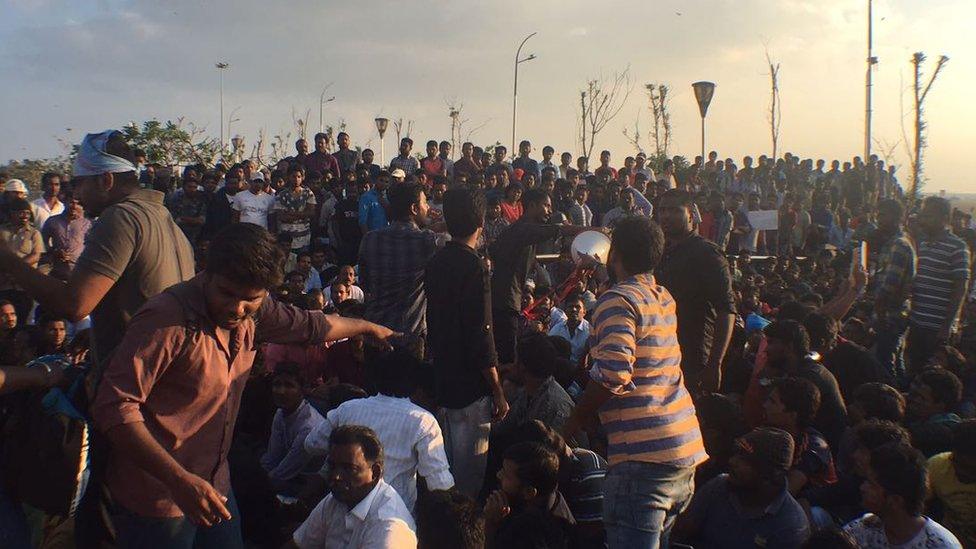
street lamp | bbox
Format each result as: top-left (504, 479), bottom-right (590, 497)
top-left (216, 62), bottom-right (230, 154)
top-left (692, 81), bottom-right (716, 163)
top-left (319, 83), bottom-right (336, 134)
top-left (375, 117), bottom-right (389, 166)
top-left (864, 0), bottom-right (879, 161)
top-left (512, 32), bottom-right (537, 159)
top-left (231, 135), bottom-right (244, 162)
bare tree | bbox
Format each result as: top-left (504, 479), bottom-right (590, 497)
top-left (765, 48), bottom-right (782, 160)
top-left (447, 99), bottom-right (467, 159)
top-left (292, 107), bottom-right (311, 142)
top-left (392, 117), bottom-right (414, 143)
top-left (621, 109), bottom-right (644, 153)
top-left (907, 52), bottom-right (949, 206)
top-left (578, 67), bottom-right (633, 160)
top-left (645, 83), bottom-right (672, 158)
top-left (872, 137), bottom-right (901, 168)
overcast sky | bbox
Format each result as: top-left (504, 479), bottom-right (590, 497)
top-left (1, 0), bottom-right (973, 191)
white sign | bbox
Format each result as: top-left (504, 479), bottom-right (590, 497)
top-left (747, 210), bottom-right (779, 231)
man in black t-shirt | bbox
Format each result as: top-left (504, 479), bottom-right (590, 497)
top-left (488, 189), bottom-right (590, 366)
top-left (331, 181), bottom-right (363, 266)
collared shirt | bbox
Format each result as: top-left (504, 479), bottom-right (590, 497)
top-left (911, 229), bottom-right (971, 330)
top-left (656, 233), bottom-right (736, 374)
top-left (0, 223), bottom-right (42, 266)
top-left (562, 448), bottom-right (608, 524)
top-left (41, 213), bottom-right (92, 278)
top-left (333, 148), bottom-right (360, 178)
top-left (513, 156), bottom-right (542, 181)
top-left (75, 188), bottom-right (195, 365)
top-left (389, 155), bottom-right (419, 176)
top-left (873, 231), bottom-right (916, 321)
top-left (844, 514), bottom-right (960, 549)
top-left (357, 189), bottom-right (387, 232)
top-left (568, 201), bottom-right (593, 227)
top-left (261, 400), bottom-right (326, 486)
top-left (91, 276), bottom-right (334, 517)
top-left (501, 376), bottom-right (576, 435)
top-left (358, 221), bottom-right (438, 336)
top-left (305, 151), bottom-right (341, 181)
top-left (684, 474), bottom-right (810, 549)
top-left (167, 191), bottom-right (208, 242)
top-left (549, 319), bottom-right (592, 364)
top-left (293, 479), bottom-right (417, 549)
top-left (588, 273), bottom-right (707, 467)
top-left (426, 241), bottom-right (497, 409)
top-left (31, 197), bottom-right (64, 230)
top-left (453, 157), bottom-right (480, 179)
top-left (482, 217), bottom-right (510, 247)
top-left (305, 394), bottom-right (454, 511)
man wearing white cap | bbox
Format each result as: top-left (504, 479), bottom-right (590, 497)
top-left (0, 129), bottom-right (196, 544)
top-left (1, 178), bottom-right (29, 223)
top-left (231, 172), bottom-right (275, 229)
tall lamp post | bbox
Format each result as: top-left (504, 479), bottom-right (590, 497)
top-left (375, 117), bottom-right (389, 166)
top-left (216, 62), bottom-right (230, 154)
top-left (864, 0), bottom-right (878, 160)
top-left (692, 81), bottom-right (716, 163)
top-left (512, 32), bottom-right (537, 159)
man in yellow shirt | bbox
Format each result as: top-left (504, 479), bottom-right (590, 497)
top-left (927, 420), bottom-right (976, 547)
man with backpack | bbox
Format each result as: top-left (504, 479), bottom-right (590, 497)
top-left (90, 223), bottom-right (397, 549)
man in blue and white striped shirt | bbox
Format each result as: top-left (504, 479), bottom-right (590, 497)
top-left (908, 196), bottom-right (971, 373)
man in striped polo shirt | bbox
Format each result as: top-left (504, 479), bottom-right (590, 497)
top-left (564, 216), bottom-right (707, 548)
top-left (908, 196), bottom-right (971, 372)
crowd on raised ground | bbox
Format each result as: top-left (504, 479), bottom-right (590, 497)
top-left (0, 127), bottom-right (974, 549)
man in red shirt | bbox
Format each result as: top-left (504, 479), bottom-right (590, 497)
top-left (91, 223), bottom-right (397, 548)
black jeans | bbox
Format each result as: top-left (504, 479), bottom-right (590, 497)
top-left (492, 308), bottom-right (520, 365)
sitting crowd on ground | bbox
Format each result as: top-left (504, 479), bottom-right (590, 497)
top-left (0, 127), bottom-right (974, 549)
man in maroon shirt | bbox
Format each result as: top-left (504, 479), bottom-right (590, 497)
top-left (91, 223), bottom-right (397, 548)
top-left (303, 133), bottom-right (340, 182)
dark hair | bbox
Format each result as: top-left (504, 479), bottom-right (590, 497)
top-left (777, 300), bottom-right (815, 322)
top-left (517, 333), bottom-right (557, 379)
top-left (521, 187), bottom-right (549, 207)
top-left (370, 350), bottom-right (420, 398)
top-left (443, 187), bottom-right (485, 239)
top-left (517, 419), bottom-right (569, 461)
top-left (103, 132), bottom-right (138, 185)
top-left (41, 172), bottom-right (60, 186)
top-left (659, 189), bottom-right (694, 209)
top-left (400, 137), bottom-right (414, 147)
top-left (327, 383), bottom-right (367, 410)
top-left (771, 377), bottom-right (821, 429)
top-left (272, 361), bottom-right (304, 387)
top-left (915, 368), bottom-right (963, 410)
top-left (388, 182), bottom-right (425, 221)
top-left (208, 223), bottom-right (285, 288)
top-left (426, 139), bottom-right (438, 148)
top-left (547, 335), bottom-right (572, 360)
top-left (922, 196), bottom-right (951, 221)
top-left (696, 393), bottom-right (747, 440)
top-left (869, 442), bottom-right (928, 515)
top-left (877, 198), bottom-right (903, 220)
top-left (764, 320), bottom-right (811, 357)
top-left (6, 198), bottom-right (31, 212)
top-left (287, 164), bottom-right (305, 177)
top-left (853, 419), bottom-right (911, 451)
top-left (853, 383), bottom-right (906, 422)
top-left (503, 442), bottom-right (559, 497)
top-left (610, 216), bottom-right (665, 275)
top-left (803, 312), bottom-right (838, 351)
top-left (314, 132), bottom-right (328, 142)
top-left (330, 425), bottom-right (384, 467)
top-left (416, 490), bottom-right (485, 549)
top-left (952, 420), bottom-right (976, 456)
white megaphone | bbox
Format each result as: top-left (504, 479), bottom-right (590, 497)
top-left (570, 230), bottom-right (611, 266)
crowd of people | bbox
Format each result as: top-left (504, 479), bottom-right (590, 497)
top-left (0, 127), bottom-right (974, 549)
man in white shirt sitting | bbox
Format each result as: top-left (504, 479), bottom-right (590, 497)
top-left (305, 351), bottom-right (454, 512)
top-left (289, 425), bottom-right (417, 549)
top-left (548, 293), bottom-right (591, 366)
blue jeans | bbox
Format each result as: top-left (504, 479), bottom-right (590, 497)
top-left (114, 491), bottom-right (243, 549)
top-left (603, 461), bottom-right (695, 549)
top-left (875, 317), bottom-right (908, 385)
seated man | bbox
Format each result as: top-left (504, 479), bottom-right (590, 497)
top-left (484, 441), bottom-right (576, 547)
top-left (547, 292), bottom-right (591, 366)
top-left (907, 368), bottom-right (963, 457)
top-left (497, 333), bottom-right (575, 435)
top-left (304, 351), bottom-right (453, 512)
top-left (927, 420), bottom-right (976, 547)
top-left (288, 425), bottom-right (416, 548)
top-left (674, 427), bottom-right (810, 548)
top-left (763, 377), bottom-right (837, 495)
top-left (260, 362), bottom-right (325, 496)
top-left (844, 442), bottom-right (960, 548)
top-left (517, 420), bottom-right (607, 545)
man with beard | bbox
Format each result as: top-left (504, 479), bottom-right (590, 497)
top-left (305, 133), bottom-right (341, 182)
top-left (655, 189), bottom-right (736, 395)
top-left (91, 224), bottom-right (397, 548)
top-left (674, 428), bottom-right (810, 548)
top-left (203, 169), bottom-right (245, 238)
top-left (332, 132), bottom-right (359, 179)
top-left (41, 190), bottom-right (92, 280)
top-left (488, 188), bottom-right (590, 366)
